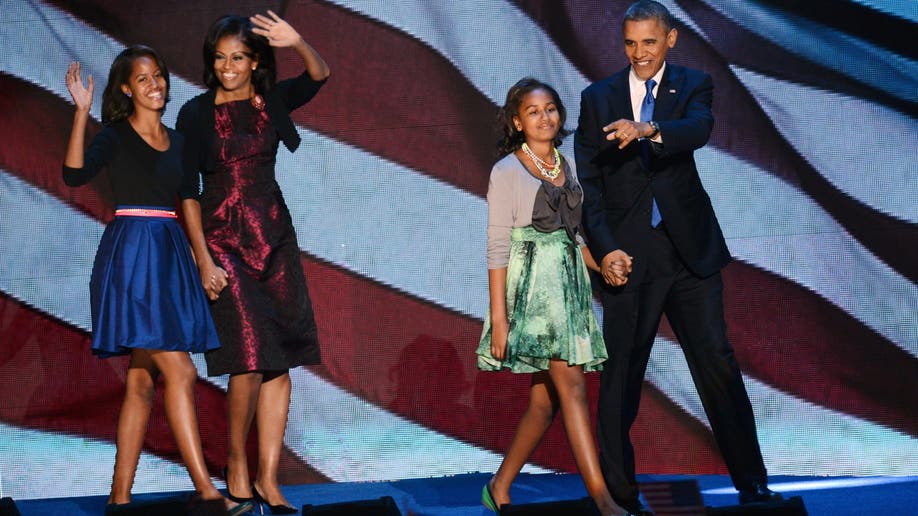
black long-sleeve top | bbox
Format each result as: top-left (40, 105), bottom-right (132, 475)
top-left (176, 71), bottom-right (326, 175)
top-left (62, 121), bottom-right (199, 206)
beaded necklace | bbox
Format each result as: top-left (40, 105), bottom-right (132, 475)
top-left (521, 143), bottom-right (561, 180)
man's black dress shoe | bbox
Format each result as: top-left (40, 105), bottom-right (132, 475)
top-left (738, 482), bottom-right (783, 504)
top-left (620, 501), bottom-right (654, 515)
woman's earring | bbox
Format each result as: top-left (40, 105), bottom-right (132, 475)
top-left (125, 92), bottom-right (131, 98)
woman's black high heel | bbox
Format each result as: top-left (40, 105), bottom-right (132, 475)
top-left (224, 466), bottom-right (255, 505)
top-left (252, 483), bottom-right (298, 514)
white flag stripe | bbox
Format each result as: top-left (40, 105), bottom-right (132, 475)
top-left (732, 65), bottom-right (918, 224)
top-left (187, 358), bottom-right (550, 483)
top-left (701, 0), bottom-right (918, 101)
top-left (647, 337), bottom-right (918, 476)
top-left (1, 169), bottom-right (912, 479)
top-left (0, 422), bottom-right (207, 500)
top-left (0, 171), bottom-right (100, 328)
top-left (285, 367), bottom-right (550, 482)
top-left (330, 0), bottom-right (710, 122)
top-left (698, 147), bottom-right (918, 355)
top-left (3, 0), bottom-right (119, 122)
top-left (849, 0), bottom-right (918, 22)
top-left (703, 475), bottom-right (917, 495)
top-left (327, 0), bottom-right (588, 122)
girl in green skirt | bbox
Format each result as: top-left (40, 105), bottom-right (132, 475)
top-left (477, 78), bottom-right (630, 516)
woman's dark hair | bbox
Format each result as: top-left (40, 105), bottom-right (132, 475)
top-left (497, 77), bottom-right (571, 156)
top-left (101, 45), bottom-right (170, 125)
top-left (202, 15), bottom-right (276, 94)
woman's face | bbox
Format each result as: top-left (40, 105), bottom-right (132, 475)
top-left (213, 35), bottom-right (257, 93)
top-left (513, 88), bottom-right (560, 143)
top-left (120, 56), bottom-right (166, 113)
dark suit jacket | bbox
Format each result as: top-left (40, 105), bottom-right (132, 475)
top-left (176, 72), bottom-right (326, 175)
top-left (574, 64), bottom-right (730, 286)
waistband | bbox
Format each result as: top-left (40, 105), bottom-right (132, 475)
top-left (114, 208), bottom-right (177, 218)
top-left (510, 226), bottom-right (573, 243)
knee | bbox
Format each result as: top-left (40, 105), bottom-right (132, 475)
top-left (163, 358), bottom-right (198, 390)
top-left (125, 374), bottom-right (156, 403)
top-left (553, 382), bottom-right (589, 416)
top-left (567, 380), bottom-right (588, 406)
top-left (556, 371), bottom-right (588, 403)
top-left (527, 395), bottom-right (557, 423)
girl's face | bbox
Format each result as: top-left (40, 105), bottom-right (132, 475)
top-left (120, 56), bottom-right (166, 113)
top-left (213, 35), bottom-right (257, 93)
top-left (513, 88), bottom-right (561, 143)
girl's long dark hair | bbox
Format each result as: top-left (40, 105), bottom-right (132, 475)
top-left (496, 77), bottom-right (571, 156)
top-left (202, 15), bottom-right (276, 94)
top-left (101, 45), bottom-right (170, 125)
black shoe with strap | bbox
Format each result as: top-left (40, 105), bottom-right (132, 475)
top-left (738, 482), bottom-right (784, 504)
top-left (252, 483), bottom-right (298, 514)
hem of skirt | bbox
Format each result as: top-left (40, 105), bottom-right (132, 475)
top-left (92, 342), bottom-right (220, 358)
top-left (205, 357), bottom-right (322, 377)
top-left (476, 354), bottom-right (605, 374)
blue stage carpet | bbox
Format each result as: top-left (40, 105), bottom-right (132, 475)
top-left (13, 473), bottom-right (917, 515)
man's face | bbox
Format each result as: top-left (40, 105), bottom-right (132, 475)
top-left (623, 18), bottom-right (677, 80)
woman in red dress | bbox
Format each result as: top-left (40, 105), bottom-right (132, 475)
top-left (178, 10), bottom-right (330, 514)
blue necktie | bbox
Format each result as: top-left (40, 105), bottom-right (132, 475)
top-left (641, 79), bottom-right (662, 227)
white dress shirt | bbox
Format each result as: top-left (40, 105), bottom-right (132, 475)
top-left (629, 62), bottom-right (666, 143)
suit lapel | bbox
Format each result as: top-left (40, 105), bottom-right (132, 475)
top-left (609, 67), bottom-right (634, 120)
top-left (654, 64), bottom-right (683, 121)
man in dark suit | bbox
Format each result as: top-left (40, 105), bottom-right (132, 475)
top-left (574, 1), bottom-right (782, 513)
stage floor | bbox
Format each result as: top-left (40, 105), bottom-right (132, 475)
top-left (12, 472), bottom-right (917, 515)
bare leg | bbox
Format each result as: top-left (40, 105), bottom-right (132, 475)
top-left (108, 351), bottom-right (158, 504)
top-left (548, 360), bottom-right (626, 516)
top-left (252, 371), bottom-right (293, 507)
top-left (489, 371), bottom-right (559, 508)
top-left (225, 371), bottom-right (263, 498)
top-left (147, 350), bottom-right (222, 500)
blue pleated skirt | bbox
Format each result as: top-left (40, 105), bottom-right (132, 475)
top-left (89, 206), bottom-right (221, 358)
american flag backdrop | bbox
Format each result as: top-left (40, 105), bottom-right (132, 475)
top-left (1, 0), bottom-right (916, 501)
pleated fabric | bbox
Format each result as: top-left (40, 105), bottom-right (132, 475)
top-left (477, 226), bottom-right (606, 373)
top-left (89, 206), bottom-right (221, 358)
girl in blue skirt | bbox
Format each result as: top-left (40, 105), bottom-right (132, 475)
top-left (63, 47), bottom-right (250, 514)
top-left (476, 78), bottom-right (631, 515)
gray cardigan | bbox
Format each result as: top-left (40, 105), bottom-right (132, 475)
top-left (486, 151), bottom-right (586, 269)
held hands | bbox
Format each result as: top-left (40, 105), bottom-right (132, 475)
top-left (490, 316), bottom-right (509, 361)
top-left (250, 10), bottom-right (302, 48)
top-left (600, 250), bottom-right (633, 287)
top-left (198, 261), bottom-right (229, 301)
top-left (603, 119), bottom-right (651, 149)
top-left (65, 62), bottom-right (93, 112)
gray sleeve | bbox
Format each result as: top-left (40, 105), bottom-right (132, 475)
top-left (564, 152), bottom-right (587, 248)
top-left (486, 162), bottom-right (515, 269)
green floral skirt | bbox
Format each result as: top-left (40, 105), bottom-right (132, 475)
top-left (477, 226), bottom-right (607, 373)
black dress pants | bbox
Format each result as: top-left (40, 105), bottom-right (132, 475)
top-left (596, 225), bottom-right (767, 509)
